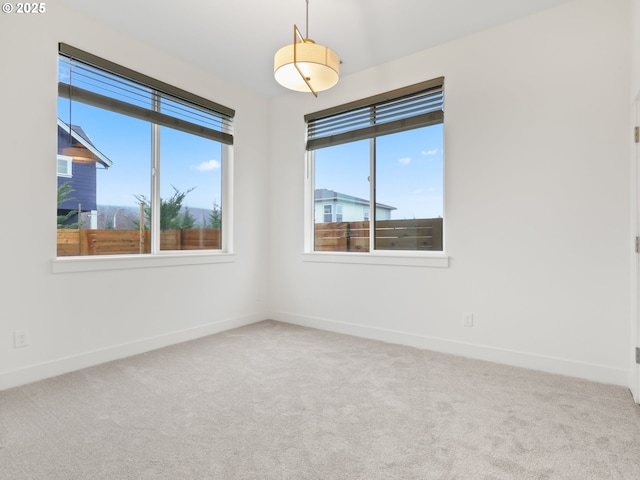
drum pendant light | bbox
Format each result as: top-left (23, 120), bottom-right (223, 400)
top-left (274, 0), bottom-right (340, 96)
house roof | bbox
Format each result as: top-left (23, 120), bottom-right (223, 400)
top-left (57, 118), bottom-right (113, 168)
top-left (315, 188), bottom-right (396, 211)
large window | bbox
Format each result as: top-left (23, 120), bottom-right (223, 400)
top-left (56, 44), bottom-right (233, 257)
top-left (306, 78), bottom-right (444, 253)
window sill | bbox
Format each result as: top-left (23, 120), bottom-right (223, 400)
top-left (302, 252), bottom-right (449, 268)
top-left (52, 252), bottom-right (236, 274)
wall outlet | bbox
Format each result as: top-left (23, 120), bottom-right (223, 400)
top-left (463, 312), bottom-right (474, 327)
top-left (14, 330), bottom-right (29, 348)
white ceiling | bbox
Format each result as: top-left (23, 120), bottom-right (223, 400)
top-left (58, 0), bottom-right (573, 98)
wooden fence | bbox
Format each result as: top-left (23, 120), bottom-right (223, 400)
top-left (314, 218), bottom-right (443, 252)
top-left (57, 219), bottom-right (441, 256)
top-left (57, 228), bottom-right (221, 256)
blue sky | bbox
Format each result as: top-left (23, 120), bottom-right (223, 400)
top-left (58, 99), bottom-right (222, 211)
top-left (61, 97), bottom-right (443, 220)
top-left (59, 63), bottom-right (441, 221)
top-left (314, 124), bottom-right (444, 219)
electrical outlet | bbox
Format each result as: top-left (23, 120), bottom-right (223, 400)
top-left (14, 330), bottom-right (29, 348)
top-left (463, 312), bottom-right (474, 327)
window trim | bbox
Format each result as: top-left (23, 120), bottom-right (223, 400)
top-left (301, 252), bottom-right (449, 268)
top-left (52, 252), bottom-right (236, 274)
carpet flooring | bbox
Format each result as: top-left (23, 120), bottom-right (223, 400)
top-left (1, 320), bottom-right (639, 479)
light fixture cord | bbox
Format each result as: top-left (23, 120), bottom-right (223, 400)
top-left (68, 59), bottom-right (73, 144)
top-left (305, 0), bottom-right (309, 39)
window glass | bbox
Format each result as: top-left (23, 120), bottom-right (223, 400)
top-left (374, 125), bottom-right (443, 251)
top-left (57, 155), bottom-right (72, 177)
top-left (57, 100), bottom-right (151, 253)
top-left (314, 140), bottom-right (369, 252)
top-left (158, 126), bottom-right (222, 250)
top-left (323, 205), bottom-right (332, 223)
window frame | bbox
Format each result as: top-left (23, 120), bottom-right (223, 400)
top-left (303, 79), bottom-right (449, 268)
top-left (53, 44), bottom-right (235, 272)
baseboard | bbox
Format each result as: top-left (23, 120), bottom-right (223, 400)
top-left (273, 312), bottom-right (630, 388)
top-left (3, 312), bottom-right (629, 393)
top-left (0, 314), bottom-right (264, 391)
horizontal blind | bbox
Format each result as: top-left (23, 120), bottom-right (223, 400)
top-left (305, 77), bottom-right (443, 150)
top-left (58, 43), bottom-right (234, 145)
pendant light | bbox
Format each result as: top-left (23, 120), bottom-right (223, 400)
top-left (273, 0), bottom-right (340, 96)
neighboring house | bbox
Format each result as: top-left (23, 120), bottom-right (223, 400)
top-left (57, 119), bottom-right (113, 228)
top-left (314, 188), bottom-right (395, 223)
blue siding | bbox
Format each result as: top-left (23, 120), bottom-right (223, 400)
top-left (57, 162), bottom-right (97, 211)
top-left (58, 125), bottom-right (98, 212)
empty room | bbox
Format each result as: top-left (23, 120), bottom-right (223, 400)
top-left (1, 0), bottom-right (640, 478)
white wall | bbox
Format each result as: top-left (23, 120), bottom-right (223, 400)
top-left (269, 0), bottom-right (633, 386)
top-left (0, 1), bottom-right (270, 389)
top-left (0, 0), bottom-right (634, 393)
top-left (633, 0), bottom-right (640, 98)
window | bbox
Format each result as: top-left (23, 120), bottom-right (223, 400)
top-left (56, 44), bottom-right (234, 257)
top-left (335, 204), bottom-right (343, 222)
top-left (57, 155), bottom-right (72, 178)
top-left (323, 204), bottom-right (332, 223)
top-left (306, 78), bottom-right (444, 253)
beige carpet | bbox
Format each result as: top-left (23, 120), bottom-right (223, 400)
top-left (1, 320), bottom-right (639, 479)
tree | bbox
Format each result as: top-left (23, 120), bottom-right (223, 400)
top-left (181, 206), bottom-right (196, 229)
top-left (57, 182), bottom-right (79, 228)
top-left (209, 202), bottom-right (222, 229)
top-left (134, 186), bottom-right (195, 230)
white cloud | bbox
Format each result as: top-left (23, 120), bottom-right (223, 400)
top-left (398, 157), bottom-right (412, 165)
top-left (192, 159), bottom-right (221, 171)
top-left (422, 149), bottom-right (438, 156)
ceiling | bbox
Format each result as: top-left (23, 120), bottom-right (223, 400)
top-left (57, 0), bottom-right (573, 98)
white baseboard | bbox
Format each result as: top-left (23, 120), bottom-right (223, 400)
top-left (3, 312), bottom-right (630, 393)
top-left (0, 314), bottom-right (263, 392)
top-left (274, 312), bottom-right (630, 388)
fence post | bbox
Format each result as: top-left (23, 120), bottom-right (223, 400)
top-left (139, 202), bottom-right (145, 254)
